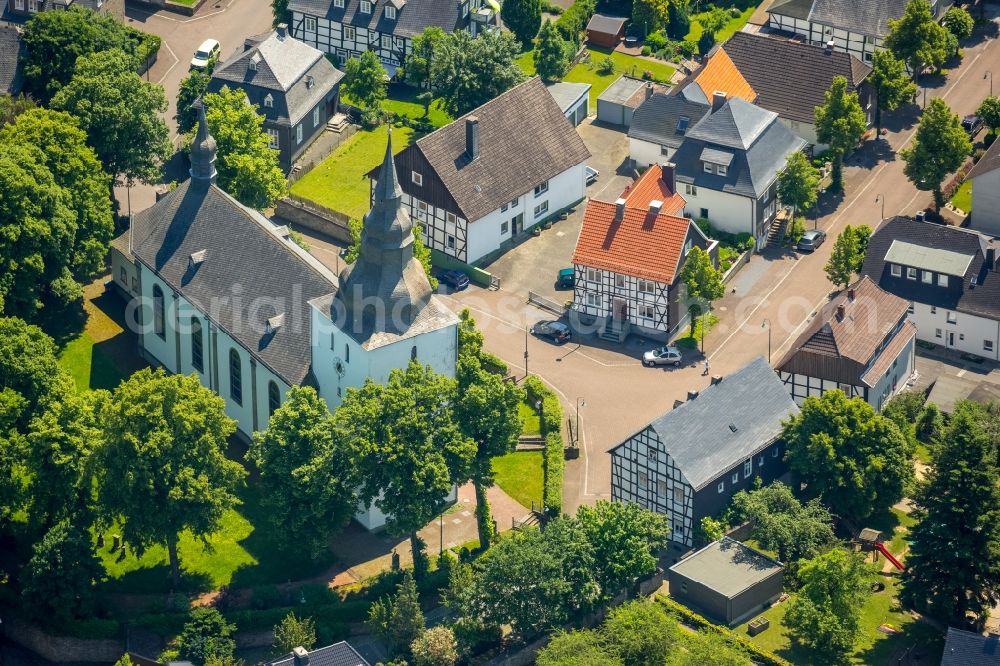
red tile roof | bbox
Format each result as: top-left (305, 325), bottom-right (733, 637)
top-left (692, 48), bottom-right (756, 104)
top-left (619, 164), bottom-right (686, 216)
top-left (572, 199), bottom-right (691, 284)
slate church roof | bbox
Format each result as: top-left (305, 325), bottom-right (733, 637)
top-left (0, 25), bottom-right (23, 95)
top-left (611, 357), bottom-right (798, 490)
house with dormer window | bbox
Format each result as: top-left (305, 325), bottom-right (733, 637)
top-left (860, 216), bottom-right (1000, 361)
top-left (288, 0), bottom-right (499, 75)
top-left (207, 25), bottom-right (344, 172)
top-left (610, 357), bottom-right (799, 548)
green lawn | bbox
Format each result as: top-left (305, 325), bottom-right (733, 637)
top-left (515, 50), bottom-right (537, 77)
top-left (289, 124), bottom-right (417, 221)
top-left (742, 575), bottom-right (944, 665)
top-left (685, 6), bottom-right (756, 53)
top-left (564, 48), bottom-right (676, 109)
top-left (97, 483), bottom-right (336, 594)
top-left (344, 83), bottom-right (453, 128)
top-left (518, 401), bottom-right (541, 436)
top-left (60, 332), bottom-right (126, 392)
top-left (491, 451), bottom-right (544, 510)
top-left (950, 180), bottom-right (972, 213)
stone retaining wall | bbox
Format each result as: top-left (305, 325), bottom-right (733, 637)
top-left (274, 197), bottom-right (353, 244)
top-left (1, 615), bottom-right (124, 663)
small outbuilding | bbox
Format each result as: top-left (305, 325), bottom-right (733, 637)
top-left (586, 14), bottom-right (627, 48)
top-left (669, 537), bottom-right (784, 626)
top-left (545, 81), bottom-right (591, 126)
top-left (597, 76), bottom-right (664, 128)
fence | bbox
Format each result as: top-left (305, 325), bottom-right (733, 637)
top-left (527, 291), bottom-right (567, 317)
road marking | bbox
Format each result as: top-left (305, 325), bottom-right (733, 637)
top-left (127, 0), bottom-right (240, 24)
top-left (157, 40), bottom-right (179, 86)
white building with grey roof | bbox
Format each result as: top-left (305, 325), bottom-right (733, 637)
top-left (108, 111), bottom-right (458, 531)
top-left (610, 357), bottom-right (799, 548)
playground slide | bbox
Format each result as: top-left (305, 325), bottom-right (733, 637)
top-left (875, 542), bottom-right (904, 570)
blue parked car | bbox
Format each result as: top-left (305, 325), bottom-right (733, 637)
top-left (440, 269), bottom-right (470, 290)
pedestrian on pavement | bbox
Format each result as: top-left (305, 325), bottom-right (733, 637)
top-left (703, 359), bottom-right (710, 376)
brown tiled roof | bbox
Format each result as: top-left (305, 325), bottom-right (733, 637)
top-left (619, 164), bottom-right (686, 216)
top-left (776, 276), bottom-right (911, 387)
top-left (692, 48), bottom-right (756, 105)
top-left (861, 321), bottom-right (916, 386)
top-left (572, 199), bottom-right (690, 284)
top-left (407, 77), bottom-right (590, 222)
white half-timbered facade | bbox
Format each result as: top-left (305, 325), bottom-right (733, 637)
top-left (611, 358), bottom-right (799, 548)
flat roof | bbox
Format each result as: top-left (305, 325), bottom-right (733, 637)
top-left (670, 537), bottom-right (783, 599)
top-left (598, 75), bottom-right (647, 105)
top-left (884, 239), bottom-right (974, 277)
top-left (545, 81), bottom-right (591, 113)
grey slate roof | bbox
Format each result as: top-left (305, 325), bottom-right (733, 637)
top-left (288, 0), bottom-right (468, 40)
top-left (940, 628), bottom-right (1000, 666)
top-left (721, 31), bottom-right (871, 125)
top-left (586, 13), bottom-right (626, 35)
top-left (599, 75), bottom-right (647, 106)
top-left (860, 216), bottom-right (1000, 321)
top-left (967, 136), bottom-right (1000, 181)
top-left (545, 81), bottom-right (590, 114)
top-left (382, 77), bottom-right (590, 222)
top-left (628, 92), bottom-right (711, 150)
top-left (269, 642), bottom-right (371, 666)
top-left (673, 97), bottom-right (806, 199)
top-left (769, 0), bottom-right (910, 37)
top-left (669, 537), bottom-right (784, 598)
top-left (128, 179), bottom-right (339, 386)
top-left (618, 357), bottom-right (799, 491)
top-left (0, 25), bottom-right (23, 95)
top-left (209, 28), bottom-right (344, 126)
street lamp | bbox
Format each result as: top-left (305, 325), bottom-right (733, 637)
top-left (575, 398), bottom-right (585, 446)
top-left (524, 325), bottom-right (529, 378)
top-left (986, 70), bottom-right (993, 97)
top-left (875, 194), bottom-right (885, 223)
top-left (761, 318), bottom-right (772, 363)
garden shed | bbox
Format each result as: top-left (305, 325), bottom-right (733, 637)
top-left (586, 14), bottom-right (627, 48)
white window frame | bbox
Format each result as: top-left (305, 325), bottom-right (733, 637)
top-left (344, 26), bottom-right (356, 40)
top-left (510, 198), bottom-right (519, 208)
top-left (922, 270), bottom-right (933, 284)
top-left (935, 328), bottom-right (943, 339)
top-left (446, 212), bottom-right (457, 224)
top-left (304, 16), bottom-right (318, 31)
top-left (586, 292), bottom-right (601, 307)
top-left (295, 124), bottom-right (303, 144)
top-left (638, 471), bottom-right (648, 488)
top-left (718, 164), bottom-right (727, 176)
top-left (501, 203), bottom-right (508, 212)
top-left (266, 128), bottom-right (280, 150)
top-left (703, 162), bottom-right (713, 173)
top-left (938, 274), bottom-right (948, 287)
top-left (615, 274), bottom-right (626, 289)
top-left (381, 34), bottom-right (392, 49)
top-left (744, 459), bottom-right (752, 476)
top-left (946, 311), bottom-right (958, 324)
top-left (637, 279), bottom-right (654, 294)
top-left (534, 201), bottom-right (549, 218)
top-left (263, 94), bottom-right (274, 108)
top-left (731, 472), bottom-right (739, 484)
top-left (907, 302), bottom-right (914, 314)
top-left (313, 106), bottom-right (320, 127)
top-left (334, 0), bottom-right (344, 6)
top-left (672, 487), bottom-right (683, 503)
top-left (360, 0), bottom-right (372, 12)
top-left (717, 481), bottom-right (725, 493)
top-left (985, 339), bottom-right (994, 352)
top-left (385, 5), bottom-right (396, 19)
top-left (411, 171), bottom-right (423, 186)
top-left (931, 306), bottom-right (937, 314)
top-left (890, 264), bottom-right (901, 277)
top-left (14, 0), bottom-right (23, 9)
top-left (639, 304), bottom-right (655, 320)
top-left (685, 184), bottom-right (697, 196)
top-left (534, 181), bottom-right (549, 197)
top-left (907, 267), bottom-right (917, 280)
top-left (447, 235), bottom-right (456, 249)
top-left (586, 268), bottom-right (600, 282)
top-left (415, 200), bottom-right (427, 219)
top-left (501, 220), bottom-right (509, 234)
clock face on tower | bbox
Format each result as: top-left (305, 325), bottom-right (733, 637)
top-left (333, 358), bottom-right (346, 377)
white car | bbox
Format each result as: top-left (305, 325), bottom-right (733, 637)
top-left (191, 39), bottom-right (221, 70)
top-left (643, 346), bottom-right (682, 367)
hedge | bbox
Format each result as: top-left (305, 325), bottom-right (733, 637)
top-left (656, 596), bottom-right (792, 666)
top-left (554, 0), bottom-right (596, 44)
top-left (524, 376), bottom-right (564, 515)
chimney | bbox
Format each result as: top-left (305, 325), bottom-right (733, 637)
top-left (649, 200), bottom-right (663, 216)
top-left (645, 82), bottom-right (654, 100)
top-left (660, 162), bottom-right (676, 193)
top-left (824, 39), bottom-right (834, 54)
top-left (836, 303), bottom-right (845, 321)
top-left (292, 646), bottom-right (309, 666)
top-left (687, 390), bottom-right (699, 401)
top-left (276, 23), bottom-right (288, 38)
top-left (710, 375), bottom-right (723, 386)
top-left (712, 91), bottom-right (727, 113)
top-left (614, 197), bottom-right (626, 222)
top-left (848, 287), bottom-right (856, 301)
top-left (465, 116), bottom-right (479, 161)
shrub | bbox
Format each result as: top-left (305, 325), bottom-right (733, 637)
top-left (641, 45), bottom-right (652, 56)
top-left (645, 30), bottom-right (668, 51)
top-left (596, 55), bottom-right (615, 75)
top-left (524, 376), bottom-right (564, 515)
top-left (177, 608), bottom-right (236, 664)
top-left (251, 584), bottom-right (283, 610)
top-left (411, 626), bottom-right (459, 666)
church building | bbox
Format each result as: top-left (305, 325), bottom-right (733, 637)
top-left (109, 108), bottom-right (458, 530)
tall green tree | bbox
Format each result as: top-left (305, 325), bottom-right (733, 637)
top-left (632, 0), bottom-right (669, 35)
top-left (679, 245), bottom-right (725, 335)
top-left (501, 0), bottom-right (542, 47)
top-left (368, 572), bottom-right (425, 656)
top-left (178, 607), bottom-right (237, 664)
top-left (52, 48), bottom-right (171, 187)
top-left (576, 500), bottom-right (669, 597)
top-left (405, 27), bottom-right (448, 91)
top-left (0, 95), bottom-right (36, 128)
top-left (673, 632), bottom-right (752, 665)
top-left (976, 95), bottom-right (1000, 134)
top-left (536, 630), bottom-right (621, 666)
top-left (272, 0), bottom-right (291, 26)
top-left (1, 108), bottom-right (114, 280)
top-left (453, 312), bottom-right (523, 548)
top-left (599, 600), bottom-right (679, 666)
top-left (777, 151), bottom-right (821, 219)
top-left (431, 31), bottom-right (525, 116)
top-left (782, 390), bottom-right (913, 523)
top-left (0, 317), bottom-right (72, 429)
top-left (176, 69), bottom-right (211, 134)
top-left (815, 75), bottom-right (867, 190)
top-left (824, 224), bottom-right (865, 289)
top-left (273, 612), bottom-right (317, 654)
top-left (900, 97), bottom-right (971, 208)
top-left (785, 549), bottom-right (874, 657)
top-left (342, 50), bottom-right (388, 112)
top-left (728, 483), bottom-right (836, 562)
top-left (942, 6), bottom-right (974, 40)
top-left (534, 20), bottom-right (570, 82)
top-left (93, 368), bottom-right (247, 587)
top-left (667, 0), bottom-right (691, 40)
top-left (202, 87), bottom-right (287, 209)
top-left (902, 401), bottom-right (1000, 625)
top-left (869, 49), bottom-right (917, 136)
top-left (335, 362), bottom-right (475, 576)
top-left (885, 0), bottom-right (952, 80)
top-left (247, 386), bottom-right (358, 560)
top-left (0, 143), bottom-right (79, 319)
top-left (20, 518), bottom-right (103, 623)
top-left (410, 626), bottom-right (458, 666)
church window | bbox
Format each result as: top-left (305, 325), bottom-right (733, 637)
top-left (229, 349), bottom-right (243, 405)
top-left (153, 285), bottom-right (165, 339)
top-left (191, 319), bottom-right (204, 372)
top-left (268, 381), bottom-right (280, 416)
top-left (345, 343), bottom-right (350, 363)
top-left (411, 345), bottom-right (417, 360)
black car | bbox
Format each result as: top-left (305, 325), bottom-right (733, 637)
top-left (439, 269), bottom-right (470, 290)
top-left (531, 320), bottom-right (572, 344)
top-left (962, 114), bottom-right (984, 136)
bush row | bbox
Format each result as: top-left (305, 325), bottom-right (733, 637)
top-left (524, 376), bottom-right (564, 515)
top-left (694, 218), bottom-right (755, 252)
top-left (554, 0), bottom-right (596, 44)
top-left (656, 596), bottom-right (792, 666)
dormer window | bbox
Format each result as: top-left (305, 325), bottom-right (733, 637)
top-left (906, 267), bottom-right (917, 280)
top-left (938, 274), bottom-right (948, 287)
top-left (266, 313), bottom-right (285, 334)
top-left (676, 116), bottom-right (690, 133)
top-left (703, 162), bottom-right (713, 173)
top-left (385, 5), bottom-right (396, 19)
top-left (264, 93), bottom-right (273, 108)
top-left (249, 52), bottom-right (261, 72)
top-left (334, 0), bottom-right (343, 6)
top-left (188, 249), bottom-right (207, 270)
top-left (462, 1), bottom-right (468, 16)
top-left (718, 164), bottom-right (727, 176)
top-left (306, 75), bottom-right (315, 89)
top-left (890, 264), bottom-right (901, 277)
top-left (360, 0), bottom-right (371, 12)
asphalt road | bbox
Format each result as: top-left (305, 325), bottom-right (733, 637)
top-left (114, 0), bottom-right (274, 214)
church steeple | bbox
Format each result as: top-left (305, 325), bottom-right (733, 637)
top-left (336, 128), bottom-right (432, 336)
top-left (190, 101), bottom-right (217, 186)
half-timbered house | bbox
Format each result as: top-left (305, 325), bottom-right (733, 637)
top-left (571, 163), bottom-right (715, 343)
top-left (610, 357), bottom-right (799, 548)
top-left (775, 276), bottom-right (916, 410)
top-left (368, 77), bottom-right (591, 264)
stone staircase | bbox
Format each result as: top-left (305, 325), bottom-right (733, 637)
top-left (326, 112), bottom-right (349, 133)
top-left (766, 215), bottom-right (789, 248)
top-left (600, 317), bottom-right (629, 343)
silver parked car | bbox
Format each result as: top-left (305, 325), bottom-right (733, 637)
top-left (797, 229), bottom-right (827, 252)
top-left (643, 346), bottom-right (682, 367)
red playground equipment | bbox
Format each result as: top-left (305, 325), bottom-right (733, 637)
top-left (855, 528), bottom-right (905, 571)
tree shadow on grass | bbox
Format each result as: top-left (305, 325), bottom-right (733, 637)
top-left (99, 563), bottom-right (215, 596)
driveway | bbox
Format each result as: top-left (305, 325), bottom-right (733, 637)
top-left (481, 117), bottom-right (634, 301)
